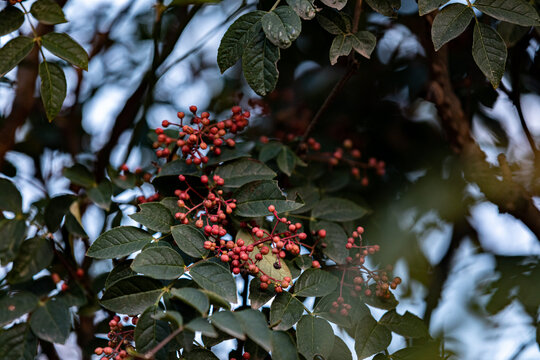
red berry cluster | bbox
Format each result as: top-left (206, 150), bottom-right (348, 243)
top-left (153, 106), bottom-right (250, 164)
top-left (136, 193), bottom-right (160, 204)
top-left (231, 352), bottom-right (251, 360)
top-left (94, 315), bottom-right (137, 360)
top-left (8, 0), bottom-right (23, 4)
top-left (176, 175), bottom-right (236, 238)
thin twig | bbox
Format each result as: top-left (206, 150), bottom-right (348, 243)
top-left (352, 0), bottom-right (363, 33)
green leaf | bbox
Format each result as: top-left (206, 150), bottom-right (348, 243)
top-left (354, 313), bottom-right (392, 359)
top-left (364, 285), bottom-right (399, 310)
top-left (329, 336), bottom-right (353, 360)
top-left (170, 0), bottom-right (222, 5)
top-left (321, 0), bottom-right (348, 10)
top-left (472, 22), bottom-right (507, 88)
top-left (154, 159), bottom-right (200, 178)
top-left (0, 292), bottom-right (39, 327)
top-left (39, 61), bottom-right (66, 122)
top-left (418, 0), bottom-right (449, 15)
top-left (29, 297), bottom-right (71, 344)
top-left (189, 261), bottom-right (237, 303)
top-left (171, 224), bottom-right (210, 259)
top-left (30, 0), bottom-right (67, 25)
top-left (286, 0), bottom-right (317, 20)
top-left (296, 315), bottom-right (335, 360)
top-left (262, 6), bottom-right (302, 49)
top-left (497, 21), bottom-right (530, 47)
top-left (314, 290), bottom-right (370, 328)
top-left (351, 31), bottom-right (377, 58)
top-left (0, 36), bottom-right (34, 79)
top-left (242, 29), bottom-right (280, 96)
top-left (185, 318), bottom-right (218, 338)
top-left (316, 10), bottom-right (351, 35)
top-left (210, 311), bottom-right (246, 340)
top-left (249, 277), bottom-right (276, 309)
top-left (235, 309), bottom-right (272, 352)
top-left (129, 202), bottom-right (174, 233)
top-left (234, 180), bottom-right (304, 217)
top-left (100, 276), bottom-right (164, 314)
top-left (62, 163), bottom-right (95, 187)
top-left (239, 229), bottom-right (293, 281)
top-left (330, 34), bottom-right (352, 65)
top-left (205, 141), bottom-right (255, 166)
top-left (87, 180), bottom-right (112, 210)
top-left (105, 261), bottom-right (137, 288)
top-left (294, 269), bottom-right (338, 297)
top-left (0, 219), bottom-right (26, 265)
top-left (41, 32), bottom-right (89, 70)
top-left (44, 194), bottom-right (76, 232)
top-left (135, 305), bottom-right (171, 360)
top-left (170, 287), bottom-right (210, 315)
top-left (8, 237), bottom-right (53, 284)
top-left (259, 142), bottom-right (283, 162)
top-left (215, 158), bottom-right (276, 188)
top-left (379, 310), bottom-right (429, 338)
top-left (0, 323), bottom-right (37, 360)
top-left (217, 11), bottom-right (266, 73)
top-left (312, 221), bottom-right (348, 264)
top-left (312, 197), bottom-right (367, 222)
top-left (87, 226), bottom-right (153, 259)
top-left (184, 348), bottom-right (220, 360)
top-left (270, 292), bottom-right (304, 330)
top-left (391, 343), bottom-right (444, 360)
top-left (431, 4), bottom-right (474, 51)
top-left (271, 331), bottom-right (300, 360)
top-left (153, 310), bottom-right (183, 328)
top-left (365, 0), bottom-right (401, 17)
top-left (201, 289), bottom-right (231, 310)
top-left (131, 247), bottom-right (185, 280)
top-left (276, 146), bottom-right (296, 175)
top-left (473, 0), bottom-right (540, 26)
top-left (0, 178), bottom-right (22, 214)
top-left (0, 6), bottom-right (25, 36)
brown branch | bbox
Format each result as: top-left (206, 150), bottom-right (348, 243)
top-left (352, 0), bottom-right (363, 33)
top-left (39, 340), bottom-right (61, 360)
top-left (422, 14), bottom-right (540, 241)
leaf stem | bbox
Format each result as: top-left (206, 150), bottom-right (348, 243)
top-left (143, 326), bottom-right (183, 359)
top-left (269, 0), bottom-right (281, 11)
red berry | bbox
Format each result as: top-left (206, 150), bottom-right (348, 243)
top-left (318, 229), bottom-right (327, 238)
top-left (242, 352), bottom-right (251, 359)
top-left (189, 105), bottom-right (197, 113)
top-left (61, 283), bottom-right (69, 291)
top-left (162, 120), bottom-right (170, 127)
top-left (312, 260), bottom-right (321, 268)
top-left (51, 273), bottom-right (61, 284)
top-left (76, 268), bottom-right (84, 278)
top-left (268, 205), bottom-right (275, 212)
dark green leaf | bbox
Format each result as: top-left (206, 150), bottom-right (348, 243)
top-left (249, 278), bottom-right (276, 309)
top-left (170, 287), bottom-right (210, 315)
top-left (217, 11), bottom-right (265, 73)
top-left (288, 186), bottom-right (320, 214)
top-left (235, 309), bottom-right (272, 352)
top-left (205, 141), bottom-right (255, 166)
top-left (0, 292), bottom-right (39, 327)
top-left (418, 0), bottom-right (449, 15)
top-left (294, 269), bottom-right (338, 297)
top-left (270, 292), bottom-right (304, 330)
top-left (431, 4), bottom-right (474, 51)
top-left (185, 348), bottom-right (220, 359)
top-left (329, 34), bottom-right (352, 64)
top-left (351, 31), bottom-right (377, 58)
top-left (242, 29), bottom-right (280, 96)
top-left (312, 221), bottom-right (348, 264)
top-left (472, 22), bottom-right (507, 88)
top-left (30, 0), bottom-right (67, 25)
top-left (259, 142), bottom-right (283, 162)
top-left (39, 61), bottom-right (66, 121)
top-left (153, 309), bottom-right (183, 327)
top-left (314, 290), bottom-right (370, 328)
top-left (100, 276), bottom-right (164, 315)
top-left (354, 313), bottom-right (392, 359)
top-left (210, 311), bottom-right (245, 340)
top-left (234, 180), bottom-right (303, 217)
top-left (316, 10), bottom-right (351, 35)
top-left (497, 21), bottom-right (529, 47)
top-left (262, 6), bottom-right (302, 49)
top-left (0, 6), bottom-right (25, 36)
top-left (29, 297), bottom-right (71, 344)
top-left (286, 0), bottom-right (317, 20)
top-left (365, 0), bottom-right (401, 17)
top-left (0, 323), bottom-right (37, 360)
top-left (364, 284), bottom-right (399, 310)
top-left (0, 36), bottom-right (34, 81)
top-left (135, 305), bottom-right (170, 360)
top-left (88, 180), bottom-right (112, 210)
top-left (189, 261), bottom-right (237, 303)
top-left (8, 237), bottom-right (53, 284)
top-left (0, 178), bottom-right (22, 214)
top-left (321, 0), bottom-right (348, 10)
top-left (41, 32), bottom-right (89, 70)
top-left (0, 219), bottom-right (26, 265)
top-left (312, 197), bottom-right (368, 222)
top-left (87, 226), bottom-right (153, 259)
top-left (474, 0), bottom-right (540, 26)
top-left (171, 224), bottom-right (209, 259)
top-left (129, 202), bottom-right (174, 233)
top-left (185, 318), bottom-right (218, 338)
top-left (131, 247), bottom-right (185, 280)
top-left (62, 163), bottom-right (95, 187)
top-left (201, 289), bottom-right (231, 310)
top-left (215, 158), bottom-right (276, 188)
top-left (329, 336), bottom-right (353, 360)
top-left (271, 331), bottom-right (299, 360)
top-left (296, 315), bottom-right (335, 360)
top-left (276, 146), bottom-right (296, 175)
top-left (105, 261), bottom-right (137, 288)
top-left (44, 194), bottom-right (76, 232)
top-left (379, 310), bottom-right (429, 338)
top-left (154, 159), bottom-right (200, 178)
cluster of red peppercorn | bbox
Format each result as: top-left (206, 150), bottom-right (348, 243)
top-left (153, 106), bottom-right (250, 164)
top-left (329, 227), bottom-right (401, 316)
top-left (94, 315), bottom-right (137, 360)
top-left (50, 268), bottom-right (84, 292)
